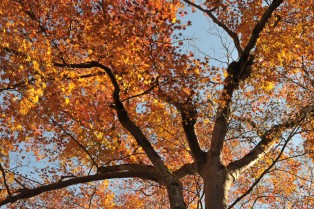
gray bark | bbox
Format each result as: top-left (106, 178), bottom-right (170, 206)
top-left (201, 157), bottom-right (233, 209)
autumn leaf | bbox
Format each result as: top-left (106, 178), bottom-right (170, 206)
top-left (0, 0), bottom-right (313, 209)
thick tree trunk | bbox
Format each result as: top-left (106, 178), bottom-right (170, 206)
top-left (202, 161), bottom-right (233, 209)
top-left (166, 180), bottom-right (187, 209)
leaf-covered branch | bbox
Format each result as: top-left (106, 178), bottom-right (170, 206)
top-left (50, 118), bottom-right (98, 169)
top-left (55, 61), bottom-right (169, 174)
top-left (96, 62), bottom-right (171, 174)
top-left (240, 0), bottom-right (284, 61)
top-left (228, 119), bottom-right (304, 208)
top-left (0, 164), bottom-right (160, 207)
top-left (51, 60), bottom-right (187, 208)
top-left (228, 106), bottom-right (314, 176)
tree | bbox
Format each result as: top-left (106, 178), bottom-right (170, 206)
top-left (0, 0), bottom-right (313, 208)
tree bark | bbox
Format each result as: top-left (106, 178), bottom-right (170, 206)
top-left (166, 180), bottom-right (187, 209)
top-left (202, 159), bottom-right (233, 209)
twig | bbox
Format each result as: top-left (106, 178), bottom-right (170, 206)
top-left (0, 164), bottom-right (12, 198)
top-left (121, 77), bottom-right (159, 102)
top-left (14, 178), bottom-right (27, 189)
top-left (50, 118), bottom-right (98, 170)
top-left (182, 0), bottom-right (242, 55)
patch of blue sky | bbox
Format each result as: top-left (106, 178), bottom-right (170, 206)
top-left (176, 4), bottom-right (238, 67)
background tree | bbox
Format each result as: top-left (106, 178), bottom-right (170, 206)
top-left (0, 0), bottom-right (313, 208)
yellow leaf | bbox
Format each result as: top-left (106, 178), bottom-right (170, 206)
top-left (65, 98), bottom-right (70, 105)
top-left (94, 131), bottom-right (103, 139)
top-left (33, 60), bottom-right (39, 71)
top-left (69, 82), bottom-right (75, 92)
top-left (32, 95), bottom-right (39, 103)
top-left (172, 17), bottom-right (176, 23)
top-left (263, 82), bottom-right (275, 91)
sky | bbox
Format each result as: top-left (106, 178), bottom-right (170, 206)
top-left (178, 5), bottom-right (238, 67)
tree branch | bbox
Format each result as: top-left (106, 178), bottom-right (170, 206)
top-left (54, 62), bottom-right (99, 69)
top-left (98, 164), bottom-right (160, 181)
top-left (209, 56), bottom-right (254, 159)
top-left (240, 0), bottom-right (284, 61)
top-left (172, 162), bottom-right (197, 179)
top-left (0, 163), bottom-right (194, 208)
top-left (55, 60), bottom-right (188, 208)
top-left (96, 62), bottom-right (171, 174)
top-left (228, 106), bottom-right (313, 176)
top-left (228, 120), bottom-right (303, 208)
top-left (55, 61), bottom-right (169, 174)
top-left (209, 0), bottom-right (283, 160)
top-left (120, 77), bottom-right (159, 102)
top-left (0, 164), bottom-right (159, 207)
top-left (50, 118), bottom-right (98, 170)
top-left (157, 89), bottom-right (205, 170)
top-left (176, 103), bottom-right (206, 169)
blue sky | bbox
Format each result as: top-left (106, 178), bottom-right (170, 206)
top-left (178, 6), bottom-right (238, 67)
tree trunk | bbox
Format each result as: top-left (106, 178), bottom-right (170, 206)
top-left (166, 181), bottom-right (187, 209)
top-left (202, 161), bottom-right (233, 209)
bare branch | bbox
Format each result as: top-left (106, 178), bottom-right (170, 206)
top-left (173, 163), bottom-right (197, 179)
top-left (182, 0), bottom-right (242, 55)
top-left (14, 178), bottom-right (27, 190)
top-left (88, 188), bottom-right (96, 209)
